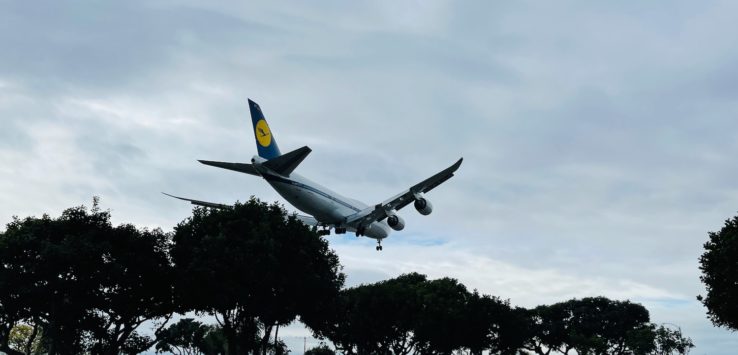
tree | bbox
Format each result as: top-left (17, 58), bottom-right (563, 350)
top-left (305, 343), bottom-right (336, 355)
top-left (307, 273), bottom-right (521, 355)
top-left (171, 199), bottom-right (345, 355)
top-left (89, 222), bottom-right (175, 354)
top-left (652, 325), bottom-right (694, 355)
top-left (461, 291), bottom-right (527, 355)
top-left (199, 326), bottom-right (228, 355)
top-left (698, 214), bottom-right (738, 330)
top-left (525, 297), bottom-right (655, 355)
top-left (0, 201), bottom-right (174, 354)
top-left (412, 277), bottom-right (471, 354)
top-left (0, 210), bottom-right (105, 353)
top-left (155, 318), bottom-right (210, 355)
top-left (320, 273), bottom-right (428, 354)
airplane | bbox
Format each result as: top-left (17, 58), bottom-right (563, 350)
top-left (164, 99), bottom-right (462, 251)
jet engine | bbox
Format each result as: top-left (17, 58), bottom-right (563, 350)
top-left (414, 198), bottom-right (433, 215)
top-left (387, 214), bottom-right (405, 231)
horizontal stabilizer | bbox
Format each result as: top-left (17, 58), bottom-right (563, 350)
top-left (262, 146), bottom-right (311, 176)
top-left (198, 160), bottom-right (260, 176)
top-left (161, 192), bottom-right (232, 209)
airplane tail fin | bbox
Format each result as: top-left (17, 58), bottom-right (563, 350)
top-left (248, 99), bottom-right (282, 160)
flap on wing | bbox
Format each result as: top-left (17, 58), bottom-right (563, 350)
top-left (198, 160), bottom-right (260, 176)
top-left (162, 192), bottom-right (232, 209)
top-left (345, 204), bottom-right (386, 226)
top-left (262, 146), bottom-right (311, 176)
top-left (294, 214), bottom-right (320, 227)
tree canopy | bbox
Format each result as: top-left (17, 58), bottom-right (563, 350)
top-left (306, 274), bottom-right (693, 355)
top-left (0, 201), bottom-right (173, 354)
top-left (0, 197), bottom-right (695, 355)
top-left (171, 198), bottom-right (345, 354)
top-left (526, 297), bottom-right (655, 355)
top-left (306, 272), bottom-right (526, 355)
top-left (698, 213), bottom-right (738, 330)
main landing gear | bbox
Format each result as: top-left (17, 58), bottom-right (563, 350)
top-left (319, 227), bottom-right (347, 236)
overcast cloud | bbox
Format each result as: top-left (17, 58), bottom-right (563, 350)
top-left (2, 1), bottom-right (738, 353)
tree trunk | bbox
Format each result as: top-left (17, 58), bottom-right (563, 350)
top-left (220, 315), bottom-right (238, 355)
top-left (261, 324), bottom-right (273, 355)
top-left (24, 322), bottom-right (39, 355)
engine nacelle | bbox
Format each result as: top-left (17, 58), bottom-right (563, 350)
top-left (414, 198), bottom-right (433, 215)
top-left (387, 214), bottom-right (405, 231)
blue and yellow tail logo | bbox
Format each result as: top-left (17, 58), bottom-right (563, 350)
top-left (248, 99), bottom-right (281, 159)
top-left (255, 119), bottom-right (272, 147)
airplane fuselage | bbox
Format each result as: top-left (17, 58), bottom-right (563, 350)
top-left (252, 158), bottom-right (391, 240)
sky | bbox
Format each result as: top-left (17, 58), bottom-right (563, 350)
top-left (1, 0), bottom-right (738, 353)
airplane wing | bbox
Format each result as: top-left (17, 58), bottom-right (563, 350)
top-left (162, 192), bottom-right (321, 228)
top-left (345, 158), bottom-right (463, 228)
top-left (161, 192), bottom-right (233, 209)
top-left (294, 214), bottom-right (320, 227)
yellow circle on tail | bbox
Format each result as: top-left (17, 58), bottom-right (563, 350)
top-left (255, 119), bottom-right (272, 147)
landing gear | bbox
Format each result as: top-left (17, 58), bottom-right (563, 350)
top-left (355, 225), bottom-right (366, 237)
top-left (335, 227), bottom-right (347, 234)
top-left (318, 228), bottom-right (330, 236)
top-left (375, 240), bottom-right (383, 251)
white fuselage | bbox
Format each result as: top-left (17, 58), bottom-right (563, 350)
top-left (253, 163), bottom-right (391, 240)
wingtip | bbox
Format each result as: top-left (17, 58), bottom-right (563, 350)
top-left (161, 192), bottom-right (183, 201)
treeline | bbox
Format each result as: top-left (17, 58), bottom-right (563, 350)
top-left (0, 199), bottom-right (692, 355)
top-left (304, 274), bottom-right (693, 355)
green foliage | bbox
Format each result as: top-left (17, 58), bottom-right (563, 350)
top-left (171, 198), bottom-right (345, 354)
top-left (305, 343), bottom-right (335, 355)
top-left (698, 214), bottom-right (738, 330)
top-left (525, 297), bottom-right (680, 354)
top-left (653, 325), bottom-right (694, 355)
top-left (0, 197), bottom-right (696, 355)
top-left (0, 200), bottom-right (174, 354)
top-left (307, 273), bottom-right (524, 355)
top-left (199, 326), bottom-right (227, 355)
top-left (155, 318), bottom-right (209, 355)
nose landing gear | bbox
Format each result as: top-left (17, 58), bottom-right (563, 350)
top-left (375, 240), bottom-right (383, 251)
